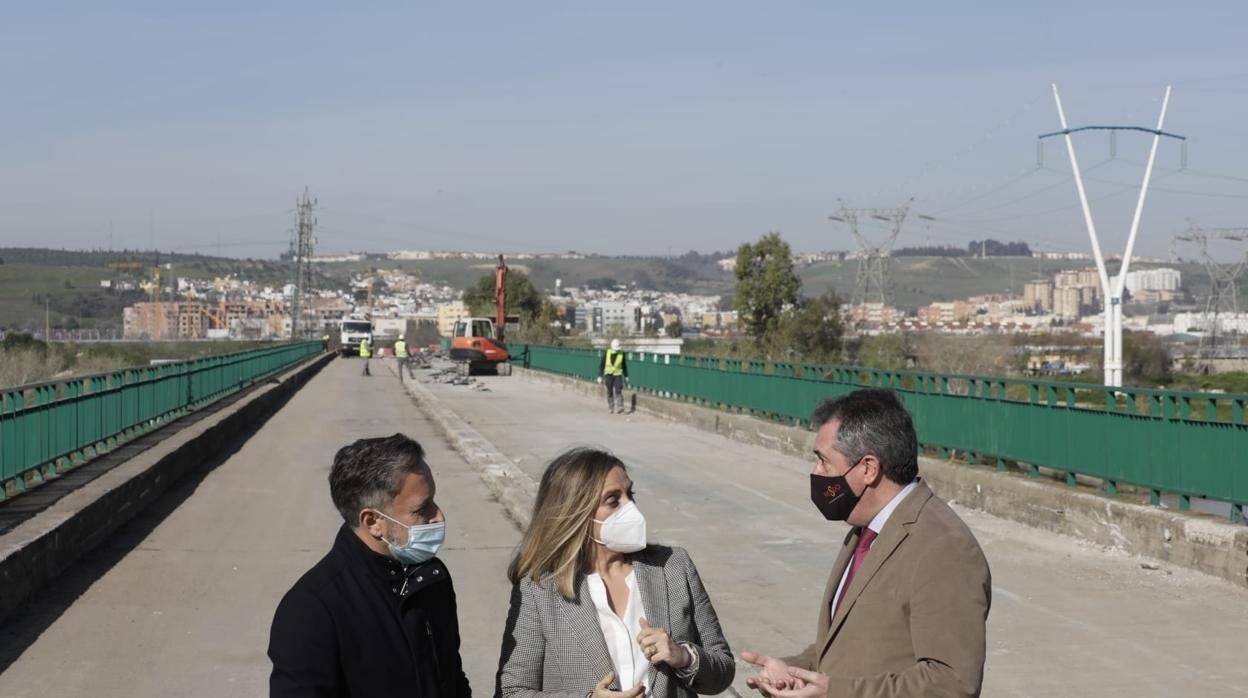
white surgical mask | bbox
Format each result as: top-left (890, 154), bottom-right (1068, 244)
top-left (375, 510), bottom-right (446, 565)
top-left (592, 500), bottom-right (647, 553)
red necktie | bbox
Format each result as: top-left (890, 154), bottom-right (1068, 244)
top-left (833, 528), bottom-right (878, 617)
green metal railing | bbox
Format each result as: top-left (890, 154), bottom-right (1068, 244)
top-left (0, 341), bottom-right (322, 500)
top-left (514, 344), bottom-right (1248, 522)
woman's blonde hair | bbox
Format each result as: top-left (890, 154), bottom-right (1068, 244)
top-left (508, 447), bottom-right (625, 600)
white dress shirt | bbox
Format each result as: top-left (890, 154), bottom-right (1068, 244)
top-left (586, 571), bottom-right (651, 692)
top-left (829, 479), bottom-right (920, 618)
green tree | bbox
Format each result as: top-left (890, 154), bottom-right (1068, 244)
top-left (1121, 331), bottom-right (1173, 385)
top-left (769, 292), bottom-right (844, 363)
top-left (665, 320), bottom-right (683, 338)
top-left (462, 269), bottom-right (558, 343)
top-left (849, 334), bottom-right (911, 370)
top-left (734, 232), bottom-right (800, 343)
top-left (463, 269), bottom-right (545, 320)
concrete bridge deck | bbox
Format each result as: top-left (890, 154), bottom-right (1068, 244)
top-left (1, 357), bottom-right (1246, 697)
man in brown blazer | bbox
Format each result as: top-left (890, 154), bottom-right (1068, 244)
top-left (741, 389), bottom-right (992, 698)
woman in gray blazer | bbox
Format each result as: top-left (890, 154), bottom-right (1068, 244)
top-left (496, 447), bottom-right (734, 698)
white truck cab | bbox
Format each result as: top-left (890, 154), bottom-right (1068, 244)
top-left (338, 319), bottom-right (373, 357)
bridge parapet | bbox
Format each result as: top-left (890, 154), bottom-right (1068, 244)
top-left (0, 341), bottom-right (323, 500)
top-left (514, 343), bottom-right (1248, 523)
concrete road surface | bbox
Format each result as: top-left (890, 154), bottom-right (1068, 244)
top-left (0, 358), bottom-right (521, 697)
top-left (3, 356), bottom-right (1247, 698)
top-left (417, 367), bottom-right (1248, 698)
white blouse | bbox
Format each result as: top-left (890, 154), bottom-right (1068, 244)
top-left (585, 571), bottom-right (651, 692)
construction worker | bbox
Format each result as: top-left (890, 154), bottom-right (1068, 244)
top-left (321, 333), bottom-right (330, 352)
top-left (394, 337), bottom-right (408, 376)
top-left (597, 338), bottom-right (629, 414)
top-left (359, 337), bottom-right (372, 376)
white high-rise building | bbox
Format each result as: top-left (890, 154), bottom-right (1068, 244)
top-left (1124, 268), bottom-right (1181, 294)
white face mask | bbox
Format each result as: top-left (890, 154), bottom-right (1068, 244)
top-left (375, 510), bottom-right (446, 565)
top-left (592, 500), bottom-right (647, 553)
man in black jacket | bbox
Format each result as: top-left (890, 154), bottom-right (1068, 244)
top-left (269, 433), bottom-right (471, 697)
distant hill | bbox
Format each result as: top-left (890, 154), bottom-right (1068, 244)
top-left (318, 254), bottom-right (735, 297)
top-left (0, 247), bottom-right (1236, 330)
top-left (0, 247), bottom-right (239, 267)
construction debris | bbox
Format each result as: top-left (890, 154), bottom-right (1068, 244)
top-left (427, 366), bottom-right (479, 387)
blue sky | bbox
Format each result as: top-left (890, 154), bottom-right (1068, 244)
top-left (1, 2), bottom-right (1246, 258)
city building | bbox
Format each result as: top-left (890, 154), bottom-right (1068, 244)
top-left (123, 301), bottom-right (292, 340)
top-left (848, 303), bottom-right (901, 325)
top-left (437, 301), bottom-right (470, 337)
top-left (1124, 267), bottom-right (1181, 293)
top-left (1023, 280), bottom-right (1054, 313)
top-left (917, 301), bottom-right (973, 325)
top-left (1054, 286), bottom-right (1083, 318)
top-left (592, 301), bottom-right (642, 335)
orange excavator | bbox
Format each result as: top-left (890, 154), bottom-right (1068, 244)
top-left (449, 254), bottom-right (514, 375)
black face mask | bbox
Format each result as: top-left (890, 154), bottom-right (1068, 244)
top-left (810, 461), bottom-right (863, 521)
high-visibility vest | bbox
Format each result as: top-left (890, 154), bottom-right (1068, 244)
top-left (359, 339), bottom-right (371, 358)
top-left (394, 339), bottom-right (407, 358)
top-left (604, 350), bottom-right (625, 376)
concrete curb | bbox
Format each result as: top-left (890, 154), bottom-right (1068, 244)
top-left (396, 363), bottom-right (535, 531)
top-left (512, 367), bottom-right (1248, 589)
top-left (0, 352), bottom-right (335, 624)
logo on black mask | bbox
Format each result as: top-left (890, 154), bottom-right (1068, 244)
top-left (810, 461), bottom-right (862, 521)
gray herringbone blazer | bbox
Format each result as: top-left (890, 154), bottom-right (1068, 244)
top-left (495, 545), bottom-right (734, 698)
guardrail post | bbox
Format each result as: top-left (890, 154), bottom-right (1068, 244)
top-left (1232, 503), bottom-right (1243, 523)
top-left (1104, 480), bottom-right (1118, 496)
top-left (1150, 489), bottom-right (1162, 506)
top-left (995, 457), bottom-right (1007, 473)
top-left (1178, 494), bottom-right (1191, 512)
top-left (1029, 463), bottom-right (1040, 480)
top-left (1065, 472), bottom-right (1077, 487)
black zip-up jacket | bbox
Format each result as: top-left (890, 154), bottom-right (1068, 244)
top-left (268, 525), bottom-right (471, 698)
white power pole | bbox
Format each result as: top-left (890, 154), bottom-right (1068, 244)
top-left (1045, 84), bottom-right (1178, 387)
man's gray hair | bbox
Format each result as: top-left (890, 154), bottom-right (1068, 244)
top-left (811, 389), bottom-right (918, 485)
top-left (329, 433), bottom-right (428, 525)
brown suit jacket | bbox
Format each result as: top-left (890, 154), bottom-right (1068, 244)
top-left (783, 481), bottom-right (991, 698)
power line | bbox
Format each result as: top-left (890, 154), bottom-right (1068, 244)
top-left (317, 208), bottom-right (525, 249)
top-left (929, 167), bottom-right (1042, 215)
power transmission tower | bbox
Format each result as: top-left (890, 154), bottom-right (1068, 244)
top-left (1172, 222), bottom-right (1248, 362)
top-left (828, 198), bottom-right (913, 309)
top-left (1041, 83), bottom-right (1182, 387)
top-left (291, 188), bottom-right (318, 339)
